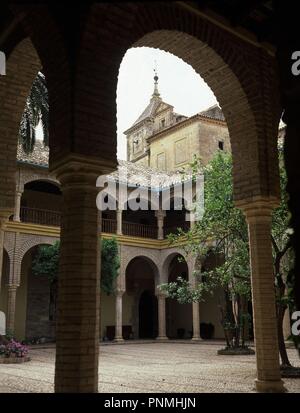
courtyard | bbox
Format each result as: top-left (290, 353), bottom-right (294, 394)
top-left (0, 342), bottom-right (299, 393)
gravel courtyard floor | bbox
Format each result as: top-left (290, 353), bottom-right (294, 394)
top-left (0, 341), bottom-right (299, 393)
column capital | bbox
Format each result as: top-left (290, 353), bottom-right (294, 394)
top-left (236, 196), bottom-right (279, 221)
top-left (115, 289), bottom-right (125, 297)
top-left (155, 289), bottom-right (166, 298)
top-left (155, 209), bottom-right (166, 219)
top-left (49, 153), bottom-right (116, 187)
top-left (7, 283), bottom-right (19, 290)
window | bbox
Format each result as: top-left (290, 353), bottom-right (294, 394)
top-left (133, 135), bottom-right (142, 153)
top-left (157, 152), bottom-right (166, 170)
top-left (161, 119), bottom-right (165, 128)
top-left (218, 141), bottom-right (224, 150)
top-left (175, 138), bottom-right (187, 164)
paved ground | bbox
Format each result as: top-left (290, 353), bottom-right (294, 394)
top-left (0, 341), bottom-right (299, 393)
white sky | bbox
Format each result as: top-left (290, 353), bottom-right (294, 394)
top-left (37, 47), bottom-right (217, 158)
top-left (117, 47), bottom-right (217, 160)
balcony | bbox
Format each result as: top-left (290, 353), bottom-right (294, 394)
top-left (19, 208), bottom-right (190, 239)
top-left (20, 208), bottom-right (159, 239)
top-left (20, 207), bottom-right (61, 227)
top-left (102, 218), bottom-right (158, 239)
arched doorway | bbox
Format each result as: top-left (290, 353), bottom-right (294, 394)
top-left (125, 256), bottom-right (159, 339)
top-left (139, 290), bottom-right (158, 338)
top-left (165, 253), bottom-right (192, 339)
top-left (15, 243), bottom-right (56, 341)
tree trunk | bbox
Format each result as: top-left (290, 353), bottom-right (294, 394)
top-left (277, 303), bottom-right (292, 367)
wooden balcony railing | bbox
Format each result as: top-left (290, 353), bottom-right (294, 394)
top-left (19, 208), bottom-right (188, 240)
top-left (20, 207), bottom-right (61, 227)
top-left (123, 221), bottom-right (158, 239)
top-left (101, 218), bottom-right (117, 234)
top-left (98, 219), bottom-right (158, 239)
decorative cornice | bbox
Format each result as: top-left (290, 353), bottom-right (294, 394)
top-left (236, 196), bottom-right (280, 218)
top-left (147, 113), bottom-right (227, 143)
top-left (49, 152), bottom-right (117, 178)
top-left (5, 221), bottom-right (60, 237)
top-left (5, 222), bottom-right (192, 250)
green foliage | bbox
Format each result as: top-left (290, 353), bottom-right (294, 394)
top-left (19, 72), bottom-right (49, 154)
top-left (32, 238), bottom-right (120, 295)
top-left (32, 241), bottom-right (60, 283)
top-left (101, 238), bottom-right (120, 295)
top-left (160, 151), bottom-right (251, 303)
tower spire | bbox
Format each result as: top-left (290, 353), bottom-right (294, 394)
top-left (152, 61), bottom-right (161, 98)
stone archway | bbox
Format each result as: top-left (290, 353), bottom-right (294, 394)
top-left (165, 253), bottom-right (192, 339)
top-left (0, 3), bottom-right (283, 392)
top-left (125, 256), bottom-right (159, 339)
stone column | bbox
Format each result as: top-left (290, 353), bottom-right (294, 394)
top-left (115, 290), bottom-right (124, 342)
top-left (52, 158), bottom-right (103, 393)
top-left (189, 212), bottom-right (196, 229)
top-left (13, 191), bottom-right (22, 222)
top-left (6, 284), bottom-right (18, 335)
top-left (156, 292), bottom-right (167, 340)
top-left (116, 209), bottom-right (123, 235)
top-left (243, 200), bottom-right (285, 393)
top-left (155, 210), bottom-right (166, 240)
top-left (192, 302), bottom-right (201, 341)
top-left (188, 258), bottom-right (201, 341)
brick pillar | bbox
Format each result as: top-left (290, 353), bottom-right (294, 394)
top-left (0, 215), bottom-right (8, 295)
top-left (13, 191), bottom-right (22, 222)
top-left (155, 210), bottom-right (165, 240)
top-left (116, 209), bottom-right (123, 235)
top-left (53, 158), bottom-right (102, 393)
top-left (243, 200), bottom-right (285, 393)
top-left (115, 289), bottom-right (124, 341)
top-left (6, 284), bottom-right (18, 335)
top-left (156, 292), bottom-right (167, 340)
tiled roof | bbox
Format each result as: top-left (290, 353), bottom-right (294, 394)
top-left (16, 142), bottom-right (194, 189)
top-left (107, 160), bottom-right (194, 190)
top-left (199, 104), bottom-right (225, 121)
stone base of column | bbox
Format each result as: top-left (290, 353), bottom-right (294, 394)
top-left (114, 337), bottom-right (124, 342)
top-left (255, 379), bottom-right (286, 393)
top-left (156, 336), bottom-right (168, 341)
top-left (191, 336), bottom-right (202, 341)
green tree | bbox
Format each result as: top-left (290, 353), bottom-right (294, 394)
top-left (32, 238), bottom-right (120, 296)
top-left (19, 72), bottom-right (49, 154)
top-left (160, 150), bottom-right (296, 363)
top-left (32, 241), bottom-right (59, 283)
top-left (160, 152), bottom-right (251, 350)
top-left (100, 237), bottom-right (120, 295)
top-left (271, 145), bottom-right (295, 367)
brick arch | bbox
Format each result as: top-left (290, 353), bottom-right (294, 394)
top-left (22, 177), bottom-right (60, 189)
top-left (0, 37), bottom-right (41, 214)
top-left (125, 255), bottom-right (160, 291)
top-left (14, 236), bottom-right (58, 285)
top-left (77, 2), bottom-right (280, 204)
